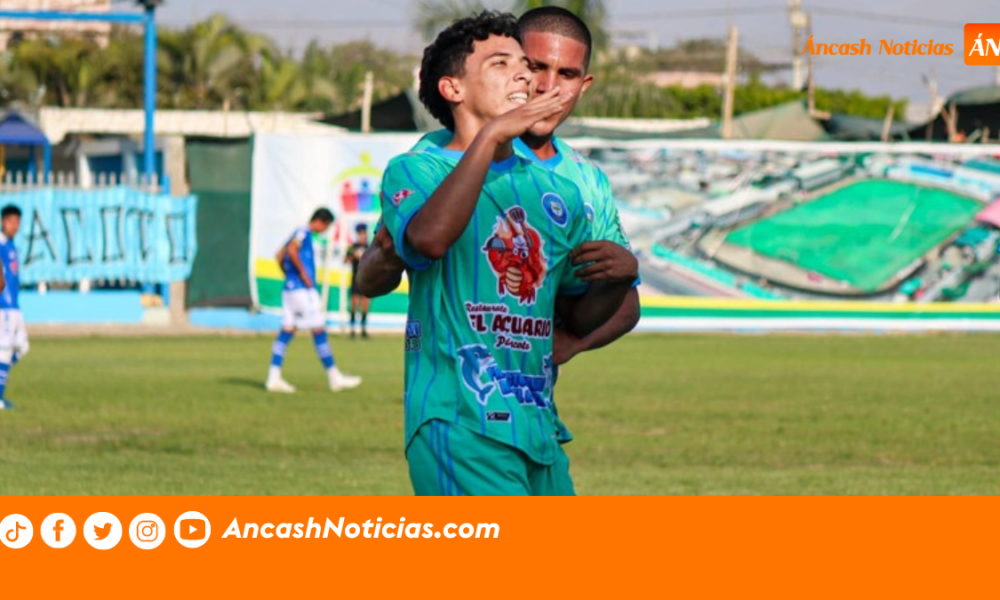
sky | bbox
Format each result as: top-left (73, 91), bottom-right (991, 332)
top-left (149, 0), bottom-right (998, 117)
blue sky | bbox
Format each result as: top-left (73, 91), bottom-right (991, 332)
top-left (151, 0), bottom-right (997, 110)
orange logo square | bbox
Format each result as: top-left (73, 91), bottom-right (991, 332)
top-left (965, 23), bottom-right (1000, 65)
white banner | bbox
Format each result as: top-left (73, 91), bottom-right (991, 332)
top-left (249, 132), bottom-right (421, 309)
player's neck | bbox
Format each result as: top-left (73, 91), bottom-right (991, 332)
top-left (519, 133), bottom-right (557, 161)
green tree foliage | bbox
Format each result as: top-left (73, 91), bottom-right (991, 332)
top-left (0, 15), bottom-right (415, 115)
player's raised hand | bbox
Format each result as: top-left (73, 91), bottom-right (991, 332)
top-left (484, 87), bottom-right (571, 145)
top-left (571, 241), bottom-right (639, 283)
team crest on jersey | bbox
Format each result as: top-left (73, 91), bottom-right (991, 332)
top-left (483, 207), bottom-right (547, 306)
top-left (541, 192), bottom-right (568, 227)
top-left (391, 188), bottom-right (413, 207)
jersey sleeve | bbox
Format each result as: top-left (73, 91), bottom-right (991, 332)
top-left (379, 153), bottom-right (446, 271)
top-left (557, 184), bottom-right (592, 297)
top-left (591, 168), bottom-right (631, 250)
top-left (591, 167), bottom-right (641, 287)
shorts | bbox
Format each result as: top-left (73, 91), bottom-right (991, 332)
top-left (0, 309), bottom-right (28, 354)
top-left (406, 419), bottom-right (576, 496)
top-left (281, 288), bottom-right (326, 330)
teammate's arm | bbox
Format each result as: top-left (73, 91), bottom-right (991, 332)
top-left (556, 278), bottom-right (633, 339)
top-left (285, 239), bottom-right (314, 289)
top-left (405, 88), bottom-right (570, 259)
top-left (554, 288), bottom-right (639, 365)
top-left (356, 227), bottom-right (405, 297)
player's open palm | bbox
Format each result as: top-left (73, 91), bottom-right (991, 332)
top-left (486, 87), bottom-right (570, 144)
top-left (572, 241), bottom-right (639, 283)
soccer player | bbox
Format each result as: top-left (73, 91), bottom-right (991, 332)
top-left (365, 7), bottom-right (640, 366)
top-left (0, 205), bottom-right (26, 411)
top-left (360, 11), bottom-right (637, 495)
top-left (266, 208), bottom-right (362, 393)
top-left (345, 223), bottom-right (371, 339)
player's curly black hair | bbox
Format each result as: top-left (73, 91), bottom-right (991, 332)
top-left (419, 10), bottom-right (521, 131)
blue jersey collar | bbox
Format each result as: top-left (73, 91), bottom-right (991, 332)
top-left (514, 136), bottom-right (563, 169)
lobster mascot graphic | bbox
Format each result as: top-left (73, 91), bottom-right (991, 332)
top-left (483, 207), bottom-right (546, 305)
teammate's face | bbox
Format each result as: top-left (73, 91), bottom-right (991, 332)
top-left (1, 215), bottom-right (20, 238)
top-left (446, 35), bottom-right (532, 124)
top-left (522, 31), bottom-right (593, 137)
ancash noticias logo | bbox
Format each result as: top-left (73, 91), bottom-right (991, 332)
top-left (801, 36), bottom-right (954, 57)
top-left (965, 24), bottom-right (1000, 66)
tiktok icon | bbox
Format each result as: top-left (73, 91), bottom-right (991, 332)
top-left (1, 514), bottom-right (34, 549)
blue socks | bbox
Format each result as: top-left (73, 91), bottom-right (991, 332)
top-left (271, 330), bottom-right (294, 368)
top-left (312, 331), bottom-right (335, 370)
top-left (0, 361), bottom-right (9, 399)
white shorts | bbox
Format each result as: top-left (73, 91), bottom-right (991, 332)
top-left (0, 309), bottom-right (28, 354)
top-left (281, 289), bottom-right (326, 330)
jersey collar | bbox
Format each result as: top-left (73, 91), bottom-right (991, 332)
top-left (514, 136), bottom-right (563, 169)
top-left (425, 145), bottom-right (520, 173)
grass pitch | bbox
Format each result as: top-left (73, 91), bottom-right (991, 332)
top-left (0, 333), bottom-right (996, 495)
top-left (726, 179), bottom-right (982, 292)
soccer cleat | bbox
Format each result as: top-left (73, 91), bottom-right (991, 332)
top-left (0, 399), bottom-right (14, 410)
top-left (265, 377), bottom-right (296, 393)
top-left (328, 368), bottom-right (362, 392)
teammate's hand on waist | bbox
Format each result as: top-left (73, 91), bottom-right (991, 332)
top-left (571, 241), bottom-right (639, 283)
top-left (374, 226), bottom-right (405, 269)
top-left (482, 87), bottom-right (571, 145)
top-left (553, 327), bottom-right (583, 366)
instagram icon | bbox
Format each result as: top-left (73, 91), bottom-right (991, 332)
top-left (129, 514), bottom-right (166, 550)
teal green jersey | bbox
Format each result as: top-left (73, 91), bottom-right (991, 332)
top-left (414, 131), bottom-right (634, 253)
top-left (380, 147), bottom-right (592, 465)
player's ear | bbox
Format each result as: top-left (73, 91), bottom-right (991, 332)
top-left (579, 74), bottom-right (594, 97)
top-left (439, 76), bottom-right (462, 104)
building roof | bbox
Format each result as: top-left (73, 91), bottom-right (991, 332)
top-left (38, 108), bottom-right (346, 143)
top-left (0, 110), bottom-right (50, 146)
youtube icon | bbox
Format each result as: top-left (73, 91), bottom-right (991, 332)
top-left (180, 519), bottom-right (205, 540)
top-left (173, 512), bottom-right (211, 548)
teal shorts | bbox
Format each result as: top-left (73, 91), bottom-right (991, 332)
top-left (406, 419), bottom-right (576, 496)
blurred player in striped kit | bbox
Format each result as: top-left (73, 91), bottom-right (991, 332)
top-left (266, 208), bottom-right (362, 393)
top-left (0, 205), bottom-right (27, 411)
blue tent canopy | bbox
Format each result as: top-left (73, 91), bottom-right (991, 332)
top-left (0, 110), bottom-right (51, 180)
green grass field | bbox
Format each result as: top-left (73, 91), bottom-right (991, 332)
top-left (0, 334), bottom-right (996, 495)
top-left (726, 179), bottom-right (982, 292)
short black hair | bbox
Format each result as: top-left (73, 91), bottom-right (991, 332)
top-left (311, 208), bottom-right (335, 224)
top-left (1, 205), bottom-right (22, 220)
top-left (419, 10), bottom-right (521, 131)
top-left (518, 6), bottom-right (593, 70)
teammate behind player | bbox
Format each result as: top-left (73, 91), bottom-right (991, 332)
top-left (362, 7), bottom-right (640, 366)
top-left (362, 11), bottom-right (637, 495)
top-left (345, 223), bottom-right (371, 339)
top-left (0, 205), bottom-right (26, 411)
top-left (266, 208), bottom-right (362, 393)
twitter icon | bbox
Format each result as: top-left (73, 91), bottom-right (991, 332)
top-left (84, 513), bottom-right (122, 550)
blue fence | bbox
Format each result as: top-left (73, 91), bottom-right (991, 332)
top-left (0, 186), bottom-right (197, 284)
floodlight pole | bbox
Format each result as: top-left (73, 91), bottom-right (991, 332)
top-left (0, 6), bottom-right (157, 185)
top-left (143, 4), bottom-right (157, 186)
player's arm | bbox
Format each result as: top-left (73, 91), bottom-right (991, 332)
top-left (356, 227), bottom-right (406, 298)
top-left (276, 247), bottom-right (288, 273)
top-left (405, 88), bottom-right (570, 259)
top-left (0, 264), bottom-right (5, 296)
top-left (285, 238), bottom-right (314, 289)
